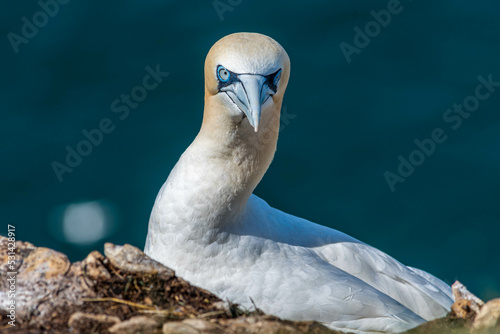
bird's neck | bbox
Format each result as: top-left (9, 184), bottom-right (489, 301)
top-left (169, 101), bottom-right (281, 231)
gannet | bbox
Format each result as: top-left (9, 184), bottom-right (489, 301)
top-left (145, 32), bottom-right (453, 333)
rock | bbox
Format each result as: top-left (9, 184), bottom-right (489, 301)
top-left (163, 317), bottom-right (336, 334)
top-left (81, 250), bottom-right (111, 281)
top-left (471, 298), bottom-right (500, 334)
top-left (18, 247), bottom-right (70, 280)
top-left (104, 243), bottom-right (175, 280)
top-left (68, 312), bottom-right (121, 333)
top-left (449, 279), bottom-right (487, 332)
top-left (0, 237), bottom-right (89, 326)
top-left (108, 316), bottom-right (159, 334)
top-left (218, 316), bottom-right (335, 334)
top-left (452, 281), bottom-right (485, 315)
top-left (163, 319), bottom-right (212, 334)
top-left (180, 319), bottom-right (220, 334)
top-left (452, 298), bottom-right (476, 320)
top-left (163, 321), bottom-right (203, 334)
top-left (0, 239), bottom-right (36, 275)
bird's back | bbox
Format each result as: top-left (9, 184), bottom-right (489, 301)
top-left (224, 195), bottom-right (454, 332)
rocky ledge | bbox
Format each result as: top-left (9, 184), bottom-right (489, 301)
top-left (0, 236), bottom-right (498, 334)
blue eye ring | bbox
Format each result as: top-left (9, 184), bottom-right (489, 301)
top-left (217, 65), bottom-right (230, 82)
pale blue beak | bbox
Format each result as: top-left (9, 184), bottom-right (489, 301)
top-left (221, 74), bottom-right (274, 132)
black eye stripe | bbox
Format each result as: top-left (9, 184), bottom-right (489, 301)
top-left (216, 65), bottom-right (282, 92)
top-left (265, 69), bottom-right (281, 93)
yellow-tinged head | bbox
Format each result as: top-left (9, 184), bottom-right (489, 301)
top-left (203, 33), bottom-right (290, 134)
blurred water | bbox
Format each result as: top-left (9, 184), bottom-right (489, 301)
top-left (1, 0), bottom-right (499, 300)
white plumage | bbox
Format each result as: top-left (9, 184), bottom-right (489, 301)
top-left (145, 32), bottom-right (453, 333)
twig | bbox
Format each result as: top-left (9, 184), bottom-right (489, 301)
top-left (81, 297), bottom-right (156, 310)
top-left (197, 310), bottom-right (226, 318)
top-left (139, 309), bottom-right (183, 319)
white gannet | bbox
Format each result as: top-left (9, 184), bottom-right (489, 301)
top-left (145, 32), bottom-right (453, 333)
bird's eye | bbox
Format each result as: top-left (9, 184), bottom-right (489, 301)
top-left (217, 65), bottom-right (230, 82)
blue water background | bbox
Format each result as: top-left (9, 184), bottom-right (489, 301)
top-left (1, 0), bottom-right (499, 300)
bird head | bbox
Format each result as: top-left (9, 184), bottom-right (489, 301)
top-left (204, 33), bottom-right (290, 133)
